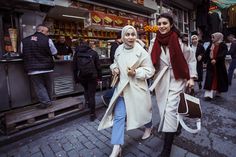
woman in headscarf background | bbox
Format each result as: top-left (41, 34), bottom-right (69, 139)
top-left (191, 35), bottom-right (206, 89)
top-left (148, 13), bottom-right (197, 157)
top-left (203, 32), bottom-right (228, 100)
top-left (98, 25), bottom-right (155, 157)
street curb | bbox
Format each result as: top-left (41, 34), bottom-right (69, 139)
top-left (0, 104), bottom-right (105, 147)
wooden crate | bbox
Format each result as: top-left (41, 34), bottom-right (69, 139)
top-left (3, 97), bottom-right (84, 134)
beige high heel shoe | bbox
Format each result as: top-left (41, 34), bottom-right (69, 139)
top-left (110, 145), bottom-right (122, 157)
top-left (142, 127), bottom-right (153, 140)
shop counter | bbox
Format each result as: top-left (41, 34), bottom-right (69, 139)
top-left (0, 59), bottom-right (111, 112)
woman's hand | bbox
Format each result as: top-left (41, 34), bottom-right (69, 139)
top-left (211, 59), bottom-right (216, 65)
top-left (197, 55), bottom-right (202, 61)
top-left (127, 67), bottom-right (136, 77)
top-left (186, 78), bottom-right (194, 88)
top-left (112, 68), bottom-right (120, 75)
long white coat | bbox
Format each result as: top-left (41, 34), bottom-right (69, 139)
top-left (148, 38), bottom-right (197, 132)
top-left (98, 43), bottom-right (155, 131)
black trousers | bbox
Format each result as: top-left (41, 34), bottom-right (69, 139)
top-left (80, 78), bottom-right (97, 114)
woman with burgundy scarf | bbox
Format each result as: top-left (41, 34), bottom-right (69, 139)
top-left (203, 32), bottom-right (228, 100)
top-left (148, 13), bottom-right (197, 157)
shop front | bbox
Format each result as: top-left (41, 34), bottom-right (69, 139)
top-left (0, 0), bottom-right (156, 112)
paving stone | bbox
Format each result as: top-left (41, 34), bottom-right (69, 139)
top-left (93, 140), bottom-right (107, 149)
top-left (137, 144), bottom-right (153, 155)
top-left (31, 152), bottom-right (44, 157)
top-left (124, 153), bottom-right (136, 157)
top-left (144, 136), bottom-right (163, 150)
top-left (55, 150), bottom-right (68, 157)
top-left (100, 146), bottom-right (111, 155)
top-left (186, 152), bottom-right (201, 157)
top-left (40, 144), bottom-right (55, 157)
top-left (49, 142), bottom-right (63, 153)
top-left (79, 149), bottom-right (94, 157)
top-left (66, 135), bottom-right (78, 144)
top-left (97, 135), bottom-right (109, 142)
top-left (91, 148), bottom-right (105, 157)
top-left (84, 141), bottom-right (96, 149)
top-left (59, 137), bottom-right (69, 144)
top-left (126, 130), bottom-right (143, 140)
top-left (170, 145), bottom-right (188, 157)
top-left (0, 153), bottom-right (7, 157)
top-left (62, 142), bottom-right (74, 152)
top-left (77, 136), bottom-right (88, 143)
top-left (29, 145), bottom-right (41, 155)
top-left (67, 149), bottom-right (79, 157)
top-left (73, 142), bottom-right (85, 151)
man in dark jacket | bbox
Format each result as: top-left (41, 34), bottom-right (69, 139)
top-left (21, 24), bottom-right (57, 109)
top-left (73, 40), bottom-right (101, 121)
top-left (55, 35), bottom-right (73, 59)
top-left (227, 34), bottom-right (236, 85)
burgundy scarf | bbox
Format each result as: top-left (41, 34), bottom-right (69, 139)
top-left (151, 31), bottom-right (190, 80)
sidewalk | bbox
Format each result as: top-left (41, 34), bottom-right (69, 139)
top-left (0, 78), bottom-right (236, 157)
top-left (0, 91), bottom-right (200, 157)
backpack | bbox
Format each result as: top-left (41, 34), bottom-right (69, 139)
top-left (76, 51), bottom-right (97, 78)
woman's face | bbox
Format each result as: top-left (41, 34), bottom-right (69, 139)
top-left (157, 17), bottom-right (172, 34)
top-left (211, 35), bottom-right (216, 43)
top-left (191, 36), bottom-right (198, 45)
top-left (123, 28), bottom-right (137, 47)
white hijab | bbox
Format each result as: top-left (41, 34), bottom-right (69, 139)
top-left (121, 25), bottom-right (137, 49)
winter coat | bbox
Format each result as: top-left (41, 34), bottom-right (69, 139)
top-left (203, 42), bottom-right (228, 92)
top-left (192, 43), bottom-right (205, 82)
top-left (98, 43), bottom-right (155, 131)
top-left (149, 38), bottom-right (197, 132)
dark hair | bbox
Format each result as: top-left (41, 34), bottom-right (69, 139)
top-left (157, 13), bottom-right (180, 36)
top-left (36, 24), bottom-right (49, 32)
top-left (116, 31), bottom-right (121, 39)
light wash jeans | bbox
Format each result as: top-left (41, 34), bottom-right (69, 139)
top-left (111, 97), bottom-right (152, 145)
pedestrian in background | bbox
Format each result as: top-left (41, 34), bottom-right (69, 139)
top-left (149, 13), bottom-right (197, 157)
top-left (203, 32), bottom-right (228, 100)
top-left (73, 40), bottom-right (102, 121)
top-left (98, 25), bottom-right (155, 157)
top-left (21, 24), bottom-right (57, 109)
top-left (191, 35), bottom-right (206, 89)
top-left (227, 34), bottom-right (236, 86)
top-left (101, 32), bottom-right (122, 106)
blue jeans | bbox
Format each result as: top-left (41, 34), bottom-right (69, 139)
top-left (104, 87), bottom-right (115, 101)
top-left (111, 97), bottom-right (152, 145)
top-left (111, 97), bottom-right (126, 145)
top-left (228, 59), bottom-right (236, 85)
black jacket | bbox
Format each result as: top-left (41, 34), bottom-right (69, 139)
top-left (228, 41), bottom-right (236, 59)
top-left (204, 42), bottom-right (228, 92)
top-left (22, 32), bottom-right (54, 72)
top-left (73, 45), bottom-right (101, 81)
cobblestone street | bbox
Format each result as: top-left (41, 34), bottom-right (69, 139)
top-left (0, 79), bottom-right (236, 157)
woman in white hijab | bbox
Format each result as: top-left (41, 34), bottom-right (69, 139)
top-left (98, 25), bottom-right (155, 157)
top-left (204, 32), bottom-right (228, 100)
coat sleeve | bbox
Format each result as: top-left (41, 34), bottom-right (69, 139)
top-left (181, 41), bottom-right (198, 79)
top-left (135, 51), bottom-right (155, 80)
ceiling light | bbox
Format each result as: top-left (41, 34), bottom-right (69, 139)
top-left (62, 14), bottom-right (86, 20)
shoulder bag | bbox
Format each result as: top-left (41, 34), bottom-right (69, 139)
top-left (177, 88), bottom-right (202, 133)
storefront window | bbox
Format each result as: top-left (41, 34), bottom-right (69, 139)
top-left (2, 13), bottom-right (19, 54)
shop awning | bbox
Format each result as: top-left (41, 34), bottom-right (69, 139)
top-left (77, 0), bottom-right (156, 15)
top-left (211, 0), bottom-right (236, 9)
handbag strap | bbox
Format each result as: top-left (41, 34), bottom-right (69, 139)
top-left (177, 114), bottom-right (201, 133)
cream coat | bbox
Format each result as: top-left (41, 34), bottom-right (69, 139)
top-left (148, 38), bottom-right (197, 132)
top-left (98, 43), bottom-right (155, 131)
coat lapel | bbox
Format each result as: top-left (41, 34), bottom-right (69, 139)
top-left (160, 47), bottom-right (169, 65)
